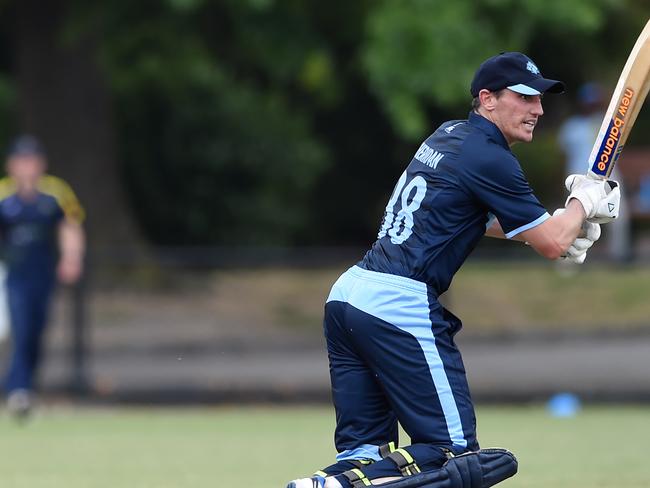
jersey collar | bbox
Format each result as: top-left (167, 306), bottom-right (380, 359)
top-left (468, 111), bottom-right (510, 150)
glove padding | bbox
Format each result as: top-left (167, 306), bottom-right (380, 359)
top-left (564, 174), bottom-right (620, 223)
top-left (553, 208), bottom-right (601, 264)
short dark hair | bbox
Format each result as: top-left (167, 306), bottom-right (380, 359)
top-left (471, 89), bottom-right (505, 111)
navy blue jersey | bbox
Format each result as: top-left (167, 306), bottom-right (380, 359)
top-left (360, 112), bottom-right (548, 294)
top-left (0, 175), bottom-right (84, 277)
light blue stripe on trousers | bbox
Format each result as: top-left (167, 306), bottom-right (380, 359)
top-left (327, 266), bottom-right (468, 450)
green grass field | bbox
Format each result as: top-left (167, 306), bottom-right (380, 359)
top-left (0, 404), bottom-right (648, 487)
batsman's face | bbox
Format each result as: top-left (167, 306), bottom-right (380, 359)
top-left (487, 89), bottom-right (544, 145)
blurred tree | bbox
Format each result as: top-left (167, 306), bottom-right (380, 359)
top-left (76, 0), bottom-right (332, 245)
top-left (0, 0), bottom-right (338, 247)
top-left (362, 0), bottom-right (634, 140)
top-left (3, 0), bottom-right (143, 251)
top-left (0, 0), bottom-right (647, 249)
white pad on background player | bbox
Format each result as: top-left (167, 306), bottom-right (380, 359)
top-left (564, 174), bottom-right (620, 223)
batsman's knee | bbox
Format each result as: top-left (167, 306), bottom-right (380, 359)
top-left (372, 448), bottom-right (518, 488)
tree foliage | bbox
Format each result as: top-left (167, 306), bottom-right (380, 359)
top-left (65, 0), bottom-right (332, 245)
top-left (362, 0), bottom-right (630, 139)
top-left (1, 0), bottom-right (648, 247)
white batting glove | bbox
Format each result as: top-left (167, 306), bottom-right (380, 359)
top-left (564, 223), bottom-right (601, 263)
top-left (589, 183), bottom-right (620, 224)
top-left (553, 208), bottom-right (601, 264)
top-left (563, 250), bottom-right (588, 264)
top-left (564, 174), bottom-right (620, 223)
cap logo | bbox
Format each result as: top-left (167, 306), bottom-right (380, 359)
top-left (526, 61), bottom-right (540, 75)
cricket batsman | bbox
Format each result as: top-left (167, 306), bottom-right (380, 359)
top-left (287, 52), bottom-right (620, 488)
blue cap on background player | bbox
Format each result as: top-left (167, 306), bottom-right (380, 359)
top-left (470, 52), bottom-right (565, 97)
top-left (6, 134), bottom-right (45, 158)
top-left (577, 82), bottom-right (604, 105)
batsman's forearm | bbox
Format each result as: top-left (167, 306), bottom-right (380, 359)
top-left (519, 202), bottom-right (585, 259)
top-left (556, 200), bottom-right (587, 244)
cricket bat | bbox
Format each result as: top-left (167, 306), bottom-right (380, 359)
top-left (588, 18), bottom-right (650, 180)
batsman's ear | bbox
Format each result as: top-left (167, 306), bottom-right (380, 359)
top-left (478, 89), bottom-right (498, 110)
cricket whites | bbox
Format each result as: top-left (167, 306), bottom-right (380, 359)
top-left (588, 18), bottom-right (650, 180)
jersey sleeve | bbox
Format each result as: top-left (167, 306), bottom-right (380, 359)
top-left (38, 175), bottom-right (85, 224)
top-left (0, 178), bottom-right (16, 225)
top-left (463, 149), bottom-right (549, 238)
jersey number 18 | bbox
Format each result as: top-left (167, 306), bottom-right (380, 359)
top-left (377, 171), bottom-right (427, 244)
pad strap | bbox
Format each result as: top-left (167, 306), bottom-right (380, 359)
top-left (386, 448), bottom-right (421, 476)
top-left (379, 441), bottom-right (398, 459)
top-left (341, 468), bottom-right (372, 488)
top-left (350, 459), bottom-right (374, 469)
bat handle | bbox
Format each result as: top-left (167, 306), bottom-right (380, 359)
top-left (586, 171), bottom-right (618, 192)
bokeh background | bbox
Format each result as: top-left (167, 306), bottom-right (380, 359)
top-left (2, 0), bottom-right (650, 409)
top-left (0, 1), bottom-right (650, 487)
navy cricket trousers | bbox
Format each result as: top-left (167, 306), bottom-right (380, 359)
top-left (324, 266), bottom-right (479, 469)
top-left (4, 272), bottom-right (54, 393)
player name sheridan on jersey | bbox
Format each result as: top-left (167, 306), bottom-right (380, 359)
top-left (359, 111), bottom-right (550, 296)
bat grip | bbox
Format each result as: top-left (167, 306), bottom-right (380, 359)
top-left (585, 172), bottom-right (618, 192)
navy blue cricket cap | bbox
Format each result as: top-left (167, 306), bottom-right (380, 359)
top-left (6, 134), bottom-right (45, 158)
top-left (470, 52), bottom-right (565, 97)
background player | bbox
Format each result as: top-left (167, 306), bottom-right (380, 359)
top-left (287, 52), bottom-right (620, 488)
top-left (0, 135), bottom-right (86, 419)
